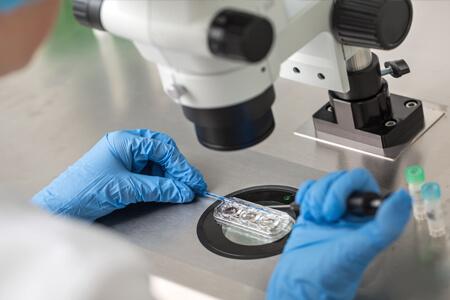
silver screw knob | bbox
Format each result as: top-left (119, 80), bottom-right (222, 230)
top-left (380, 66), bottom-right (393, 76)
top-left (385, 120), bottom-right (397, 127)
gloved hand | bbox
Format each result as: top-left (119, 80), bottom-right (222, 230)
top-left (31, 129), bottom-right (207, 222)
top-left (267, 168), bottom-right (411, 300)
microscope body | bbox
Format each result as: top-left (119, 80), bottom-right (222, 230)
top-left (74, 0), bottom-right (420, 152)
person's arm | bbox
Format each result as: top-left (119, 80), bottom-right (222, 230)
top-left (0, 186), bottom-right (152, 300)
top-left (31, 129), bottom-right (207, 222)
top-left (0, 0), bottom-right (60, 76)
top-left (267, 168), bottom-right (411, 299)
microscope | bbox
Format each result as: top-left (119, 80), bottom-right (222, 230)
top-left (73, 0), bottom-right (421, 152)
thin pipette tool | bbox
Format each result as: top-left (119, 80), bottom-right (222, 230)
top-left (195, 190), bottom-right (385, 216)
top-left (194, 189), bottom-right (283, 216)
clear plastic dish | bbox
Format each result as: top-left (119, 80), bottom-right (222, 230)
top-left (213, 198), bottom-right (295, 242)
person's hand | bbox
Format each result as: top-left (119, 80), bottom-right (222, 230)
top-left (31, 129), bottom-right (207, 222)
top-left (267, 168), bottom-right (411, 300)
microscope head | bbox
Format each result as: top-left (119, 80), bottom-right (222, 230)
top-left (75, 1), bottom-right (279, 150)
top-left (73, 0), bottom-right (413, 151)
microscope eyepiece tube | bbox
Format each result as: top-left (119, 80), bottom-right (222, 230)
top-left (182, 86), bottom-right (275, 151)
top-left (73, 0), bottom-right (105, 31)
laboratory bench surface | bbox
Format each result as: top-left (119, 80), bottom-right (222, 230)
top-left (1, 1), bottom-right (450, 299)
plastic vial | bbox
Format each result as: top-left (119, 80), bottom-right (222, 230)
top-left (406, 166), bottom-right (426, 221)
top-left (422, 183), bottom-right (446, 238)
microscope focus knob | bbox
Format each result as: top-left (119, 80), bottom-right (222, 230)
top-left (208, 10), bottom-right (274, 63)
top-left (333, 0), bottom-right (413, 50)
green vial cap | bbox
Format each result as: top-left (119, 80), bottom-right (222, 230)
top-left (422, 182), bottom-right (441, 201)
top-left (405, 166), bottom-right (425, 185)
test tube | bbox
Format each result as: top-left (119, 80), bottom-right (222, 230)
top-left (422, 182), bottom-right (446, 238)
top-left (405, 166), bottom-right (426, 221)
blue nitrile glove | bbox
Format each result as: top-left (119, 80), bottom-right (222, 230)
top-left (267, 168), bottom-right (411, 300)
top-left (0, 0), bottom-right (41, 13)
top-left (31, 129), bottom-right (207, 222)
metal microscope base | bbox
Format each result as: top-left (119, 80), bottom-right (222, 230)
top-left (295, 102), bottom-right (445, 161)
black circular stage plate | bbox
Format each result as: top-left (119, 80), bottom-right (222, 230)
top-left (197, 185), bottom-right (299, 259)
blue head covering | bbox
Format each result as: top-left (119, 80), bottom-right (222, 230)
top-left (0, 0), bottom-right (40, 13)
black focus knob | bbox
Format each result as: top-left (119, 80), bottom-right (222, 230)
top-left (73, 0), bottom-right (105, 31)
top-left (208, 10), bottom-right (274, 63)
top-left (333, 0), bottom-right (413, 50)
